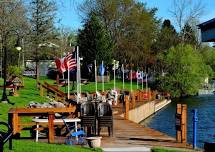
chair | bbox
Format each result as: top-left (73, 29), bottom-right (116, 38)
top-left (0, 122), bottom-right (13, 152)
top-left (97, 102), bottom-right (113, 136)
top-left (62, 119), bottom-right (86, 145)
top-left (80, 101), bottom-right (96, 136)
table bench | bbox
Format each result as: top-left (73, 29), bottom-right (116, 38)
top-left (8, 106), bottom-right (76, 143)
top-left (32, 118), bottom-right (81, 142)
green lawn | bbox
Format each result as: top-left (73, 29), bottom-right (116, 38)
top-left (4, 140), bottom-right (102, 152)
top-left (151, 147), bottom-right (197, 152)
top-left (0, 76), bottom-right (144, 152)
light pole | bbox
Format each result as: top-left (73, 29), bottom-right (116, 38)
top-left (1, 30), bottom-right (21, 104)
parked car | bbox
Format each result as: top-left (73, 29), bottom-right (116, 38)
top-left (47, 68), bottom-right (60, 79)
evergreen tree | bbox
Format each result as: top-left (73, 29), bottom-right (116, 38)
top-left (181, 23), bottom-right (198, 46)
top-left (154, 19), bottom-right (179, 53)
top-left (28, 0), bottom-right (57, 82)
top-left (77, 13), bottom-right (113, 65)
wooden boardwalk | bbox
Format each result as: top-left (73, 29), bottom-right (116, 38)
top-left (100, 105), bottom-right (192, 149)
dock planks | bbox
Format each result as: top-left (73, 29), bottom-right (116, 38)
top-left (101, 104), bottom-right (192, 149)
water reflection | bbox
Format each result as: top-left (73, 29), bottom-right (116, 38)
top-left (140, 95), bottom-right (215, 148)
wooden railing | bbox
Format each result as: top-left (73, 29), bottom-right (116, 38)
top-left (38, 81), bottom-right (69, 105)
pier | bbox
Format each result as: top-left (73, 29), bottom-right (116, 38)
top-left (101, 99), bottom-right (192, 149)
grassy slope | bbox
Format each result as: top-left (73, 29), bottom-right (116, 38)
top-left (0, 76), bottom-right (143, 152)
top-left (4, 140), bottom-right (102, 152)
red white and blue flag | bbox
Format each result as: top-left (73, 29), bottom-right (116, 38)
top-left (55, 49), bottom-right (77, 73)
top-left (64, 51), bottom-right (76, 71)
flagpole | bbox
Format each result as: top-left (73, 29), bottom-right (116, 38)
top-left (114, 60), bottom-right (116, 91)
top-left (102, 60), bottom-right (104, 92)
top-left (76, 46), bottom-right (79, 103)
top-left (142, 71), bottom-right (143, 90)
top-left (95, 60), bottom-right (97, 93)
top-left (130, 69), bottom-right (132, 93)
top-left (67, 63), bottom-right (70, 99)
top-left (137, 71), bottom-right (138, 90)
top-left (79, 57), bottom-right (81, 94)
top-left (122, 64), bottom-right (124, 90)
top-left (146, 73), bottom-right (148, 93)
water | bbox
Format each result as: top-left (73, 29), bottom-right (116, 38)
top-left (140, 95), bottom-right (215, 148)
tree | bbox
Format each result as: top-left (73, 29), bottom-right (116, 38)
top-left (157, 44), bottom-right (212, 97)
top-left (154, 19), bottom-right (179, 53)
top-left (0, 1), bottom-right (29, 67)
top-left (152, 19), bottom-right (179, 78)
top-left (77, 13), bottom-right (113, 65)
top-left (80, 0), bottom-right (159, 68)
top-left (28, 0), bottom-right (57, 83)
top-left (181, 22), bottom-right (198, 46)
top-left (170, 0), bottom-right (204, 44)
top-left (199, 45), bottom-right (215, 73)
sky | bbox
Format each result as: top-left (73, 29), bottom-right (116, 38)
top-left (56, 0), bottom-right (215, 31)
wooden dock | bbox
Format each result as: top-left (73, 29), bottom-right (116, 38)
top-left (100, 104), bottom-right (192, 149)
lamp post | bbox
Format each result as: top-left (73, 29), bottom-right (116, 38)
top-left (1, 30), bottom-right (21, 104)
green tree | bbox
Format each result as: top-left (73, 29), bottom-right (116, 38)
top-left (154, 19), bottom-right (179, 52)
top-left (28, 0), bottom-right (57, 82)
top-left (199, 45), bottom-right (215, 73)
top-left (80, 0), bottom-right (158, 68)
top-left (181, 23), bottom-right (198, 46)
top-left (77, 13), bottom-right (113, 65)
top-left (0, 1), bottom-right (28, 67)
top-left (153, 19), bottom-right (179, 76)
top-left (157, 44), bottom-right (212, 97)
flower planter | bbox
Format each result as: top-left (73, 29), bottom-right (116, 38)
top-left (86, 137), bottom-right (102, 148)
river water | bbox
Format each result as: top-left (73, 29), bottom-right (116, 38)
top-left (140, 95), bottom-right (215, 148)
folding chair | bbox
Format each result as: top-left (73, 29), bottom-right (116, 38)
top-left (62, 119), bottom-right (87, 145)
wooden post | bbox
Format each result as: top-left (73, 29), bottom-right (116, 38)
top-left (176, 104), bottom-right (187, 144)
top-left (40, 85), bottom-right (44, 96)
top-left (131, 92), bottom-right (136, 109)
top-left (124, 95), bottom-right (129, 120)
top-left (48, 112), bottom-right (55, 143)
top-left (181, 104), bottom-right (187, 143)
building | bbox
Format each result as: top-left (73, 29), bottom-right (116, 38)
top-left (198, 18), bottom-right (215, 42)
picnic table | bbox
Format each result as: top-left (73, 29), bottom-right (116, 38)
top-left (32, 118), bottom-right (81, 142)
top-left (8, 106), bottom-right (76, 143)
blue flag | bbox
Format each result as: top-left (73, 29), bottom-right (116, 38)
top-left (99, 63), bottom-right (105, 76)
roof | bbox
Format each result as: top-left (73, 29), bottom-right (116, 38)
top-left (198, 18), bottom-right (215, 30)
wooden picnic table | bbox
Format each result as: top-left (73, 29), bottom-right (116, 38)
top-left (8, 106), bottom-right (76, 143)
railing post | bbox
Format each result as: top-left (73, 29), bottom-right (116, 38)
top-left (124, 95), bottom-right (129, 120)
top-left (192, 109), bottom-right (198, 149)
top-left (40, 85), bottom-right (44, 96)
top-left (131, 92), bottom-right (136, 109)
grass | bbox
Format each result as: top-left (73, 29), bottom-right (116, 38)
top-left (0, 76), bottom-right (144, 152)
top-left (151, 147), bottom-right (197, 152)
top-left (4, 140), bottom-right (102, 152)
top-left (0, 76), bottom-right (143, 121)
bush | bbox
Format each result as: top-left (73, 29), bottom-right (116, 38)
top-left (8, 66), bottom-right (24, 78)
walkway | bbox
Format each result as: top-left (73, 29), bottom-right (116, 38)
top-left (100, 104), bottom-right (192, 150)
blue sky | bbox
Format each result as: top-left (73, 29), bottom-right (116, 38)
top-left (56, 0), bottom-right (215, 31)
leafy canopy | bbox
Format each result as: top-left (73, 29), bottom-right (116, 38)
top-left (157, 44), bottom-right (212, 97)
top-left (77, 13), bottom-right (113, 65)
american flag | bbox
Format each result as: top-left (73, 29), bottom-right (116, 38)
top-left (64, 50), bottom-right (77, 71)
